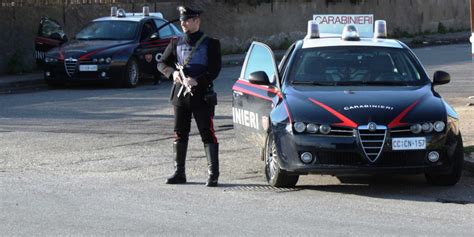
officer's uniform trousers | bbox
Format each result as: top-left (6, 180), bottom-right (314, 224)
top-left (173, 91), bottom-right (217, 144)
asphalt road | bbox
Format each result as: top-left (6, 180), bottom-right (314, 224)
top-left (0, 44), bottom-right (473, 235)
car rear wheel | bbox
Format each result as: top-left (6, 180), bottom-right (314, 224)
top-left (425, 135), bottom-right (463, 186)
top-left (123, 58), bottom-right (139, 88)
top-left (264, 132), bottom-right (299, 188)
top-left (45, 80), bottom-right (62, 88)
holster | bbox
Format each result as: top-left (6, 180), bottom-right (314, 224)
top-left (203, 89), bottom-right (217, 106)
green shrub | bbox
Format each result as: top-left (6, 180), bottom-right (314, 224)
top-left (277, 38), bottom-right (292, 50)
top-left (438, 22), bottom-right (447, 34)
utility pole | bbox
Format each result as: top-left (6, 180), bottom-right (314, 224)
top-left (471, 0), bottom-right (473, 55)
top-left (470, 0), bottom-right (474, 106)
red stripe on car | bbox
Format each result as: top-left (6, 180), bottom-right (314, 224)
top-left (236, 79), bottom-right (279, 94)
top-left (232, 85), bottom-right (273, 102)
top-left (388, 100), bottom-right (420, 128)
top-left (308, 98), bottom-right (358, 128)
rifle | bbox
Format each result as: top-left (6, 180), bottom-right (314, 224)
top-left (175, 63), bottom-right (193, 97)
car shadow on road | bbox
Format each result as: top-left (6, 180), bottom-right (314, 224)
top-left (297, 173), bottom-right (474, 204)
top-left (218, 173), bottom-right (474, 204)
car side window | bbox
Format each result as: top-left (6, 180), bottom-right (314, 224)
top-left (140, 20), bottom-right (157, 41)
top-left (154, 19), bottom-right (174, 39)
top-left (278, 43), bottom-right (295, 73)
top-left (243, 43), bottom-right (277, 84)
top-left (170, 23), bottom-right (182, 34)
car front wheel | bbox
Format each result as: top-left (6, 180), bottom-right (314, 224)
top-left (123, 58), bottom-right (139, 88)
top-left (264, 132), bottom-right (299, 188)
top-left (425, 135), bottom-right (464, 186)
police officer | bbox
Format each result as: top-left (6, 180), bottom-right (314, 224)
top-left (157, 6), bottom-right (222, 187)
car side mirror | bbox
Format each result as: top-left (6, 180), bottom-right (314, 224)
top-left (150, 33), bottom-right (159, 40)
top-left (433, 71), bottom-right (450, 86)
top-left (50, 32), bottom-right (62, 41)
top-left (50, 32), bottom-right (67, 42)
top-left (249, 71), bottom-right (270, 85)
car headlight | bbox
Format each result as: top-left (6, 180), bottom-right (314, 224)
top-left (422, 122), bottom-right (433, 133)
top-left (294, 122), bottom-right (306, 133)
top-left (306, 123), bottom-right (319, 133)
top-left (433, 121), bottom-right (445, 132)
top-left (93, 57), bottom-right (112, 64)
top-left (410, 124), bottom-right (422, 134)
top-left (319, 124), bottom-right (331, 135)
top-left (44, 57), bottom-right (57, 63)
top-left (410, 122), bottom-right (444, 133)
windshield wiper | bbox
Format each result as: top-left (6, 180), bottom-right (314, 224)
top-left (77, 37), bottom-right (117, 40)
top-left (336, 81), bottom-right (409, 86)
top-left (93, 38), bottom-right (116, 40)
top-left (292, 81), bottom-right (335, 86)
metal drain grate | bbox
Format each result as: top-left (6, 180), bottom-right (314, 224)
top-left (224, 185), bottom-right (300, 192)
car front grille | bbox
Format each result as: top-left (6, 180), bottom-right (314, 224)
top-left (358, 124), bottom-right (387, 163)
top-left (64, 58), bottom-right (77, 77)
top-left (329, 126), bottom-right (355, 137)
top-left (376, 151), bottom-right (429, 166)
top-left (390, 126), bottom-right (413, 137)
top-left (317, 152), bottom-right (366, 165)
top-left (316, 151), bottom-right (431, 167)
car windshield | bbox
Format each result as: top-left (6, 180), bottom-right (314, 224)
top-left (75, 21), bottom-right (138, 40)
top-left (289, 46), bottom-right (429, 86)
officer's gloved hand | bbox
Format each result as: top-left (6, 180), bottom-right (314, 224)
top-left (172, 71), bottom-right (183, 84)
top-left (183, 77), bottom-right (198, 87)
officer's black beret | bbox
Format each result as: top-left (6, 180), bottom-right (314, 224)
top-left (178, 6), bottom-right (203, 21)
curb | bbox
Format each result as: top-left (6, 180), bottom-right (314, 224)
top-left (0, 77), bottom-right (45, 95)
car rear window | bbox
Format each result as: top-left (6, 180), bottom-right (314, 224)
top-left (76, 21), bottom-right (138, 40)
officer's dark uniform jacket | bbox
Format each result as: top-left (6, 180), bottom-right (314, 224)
top-left (157, 31), bottom-right (221, 107)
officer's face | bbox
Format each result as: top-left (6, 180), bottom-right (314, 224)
top-left (180, 17), bottom-right (200, 34)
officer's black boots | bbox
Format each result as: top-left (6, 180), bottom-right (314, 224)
top-left (166, 142), bottom-right (219, 186)
top-left (166, 141), bottom-right (188, 184)
top-left (204, 143), bottom-right (219, 187)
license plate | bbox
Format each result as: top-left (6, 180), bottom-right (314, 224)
top-left (79, 65), bottom-right (98, 71)
top-left (392, 137), bottom-right (426, 150)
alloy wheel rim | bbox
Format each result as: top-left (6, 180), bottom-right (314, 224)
top-left (129, 62), bottom-right (138, 85)
top-left (266, 136), bottom-right (278, 180)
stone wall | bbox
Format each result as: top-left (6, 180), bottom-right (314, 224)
top-left (0, 0), bottom-right (471, 74)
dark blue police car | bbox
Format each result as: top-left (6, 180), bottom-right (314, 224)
top-left (232, 20), bottom-right (464, 187)
top-left (40, 6), bottom-right (181, 87)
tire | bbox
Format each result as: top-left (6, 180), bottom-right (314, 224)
top-left (264, 132), bottom-right (299, 188)
top-left (425, 135), bottom-right (464, 186)
top-left (45, 80), bottom-right (62, 88)
top-left (123, 58), bottom-right (139, 88)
